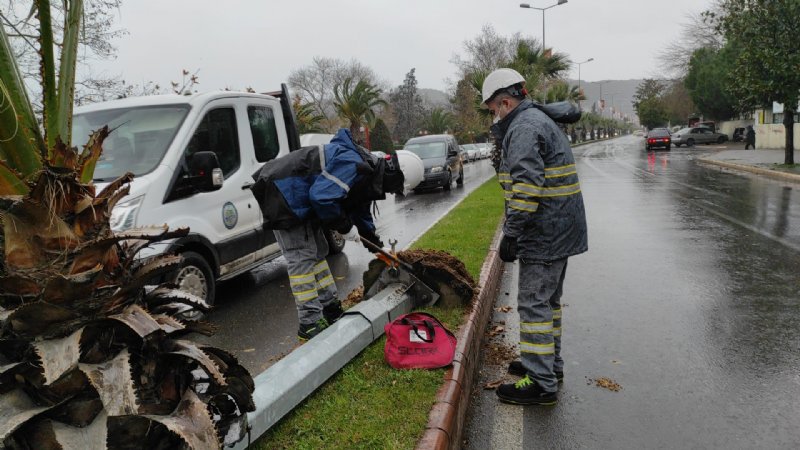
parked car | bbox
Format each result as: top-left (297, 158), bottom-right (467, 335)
top-left (403, 134), bottom-right (464, 192)
top-left (672, 127), bottom-right (728, 147)
top-left (476, 142), bottom-right (492, 159)
top-left (732, 127), bottom-right (746, 142)
top-left (72, 85), bottom-right (345, 316)
top-left (645, 128), bottom-right (671, 151)
top-left (461, 144), bottom-right (479, 162)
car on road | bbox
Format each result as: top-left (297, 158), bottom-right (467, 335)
top-left (476, 142), bottom-right (492, 159)
top-left (645, 128), bottom-right (672, 151)
top-left (460, 144), bottom-right (479, 162)
top-left (403, 134), bottom-right (464, 192)
top-left (672, 127), bottom-right (728, 147)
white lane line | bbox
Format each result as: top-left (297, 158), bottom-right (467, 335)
top-left (491, 265), bottom-right (524, 449)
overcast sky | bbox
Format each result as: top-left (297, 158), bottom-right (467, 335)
top-left (92, 0), bottom-right (715, 93)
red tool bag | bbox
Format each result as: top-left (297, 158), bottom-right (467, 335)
top-left (384, 312), bottom-right (457, 369)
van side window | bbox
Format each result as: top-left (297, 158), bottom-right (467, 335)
top-left (247, 106), bottom-right (280, 162)
top-left (186, 108), bottom-right (240, 176)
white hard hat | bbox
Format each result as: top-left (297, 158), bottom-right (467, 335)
top-left (481, 68), bottom-right (526, 104)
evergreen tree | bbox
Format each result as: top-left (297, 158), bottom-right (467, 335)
top-left (370, 118), bottom-right (394, 153)
top-left (390, 68), bottom-right (424, 142)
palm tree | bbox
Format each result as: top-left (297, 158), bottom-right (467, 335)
top-left (0, 3), bottom-right (253, 448)
top-left (533, 80), bottom-right (585, 104)
top-left (508, 40), bottom-right (571, 97)
top-left (423, 108), bottom-right (455, 134)
top-left (333, 77), bottom-right (387, 142)
top-left (294, 99), bottom-right (327, 134)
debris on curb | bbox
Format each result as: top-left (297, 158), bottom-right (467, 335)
top-left (495, 305), bottom-right (513, 313)
top-left (342, 285), bottom-right (365, 309)
top-left (483, 378), bottom-right (505, 390)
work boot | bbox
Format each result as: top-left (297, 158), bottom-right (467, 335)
top-left (322, 301), bottom-right (344, 324)
top-left (508, 360), bottom-right (563, 383)
top-left (496, 375), bottom-right (558, 406)
top-left (298, 318), bottom-right (329, 341)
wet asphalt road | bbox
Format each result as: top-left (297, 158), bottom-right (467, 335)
top-left (465, 135), bottom-right (800, 449)
top-left (195, 159), bottom-right (497, 374)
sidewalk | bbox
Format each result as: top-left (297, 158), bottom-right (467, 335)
top-left (699, 143), bottom-right (800, 183)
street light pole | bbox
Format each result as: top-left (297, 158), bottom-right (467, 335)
top-left (520, 0), bottom-right (568, 104)
top-left (576, 57), bottom-right (594, 93)
top-left (520, 0), bottom-right (568, 52)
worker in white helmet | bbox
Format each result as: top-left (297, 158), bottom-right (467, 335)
top-left (482, 68), bottom-right (588, 406)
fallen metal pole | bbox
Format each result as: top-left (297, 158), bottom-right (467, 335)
top-left (231, 283), bottom-right (413, 449)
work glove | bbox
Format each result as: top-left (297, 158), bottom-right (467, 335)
top-left (499, 234), bottom-right (517, 262)
top-left (360, 230), bottom-right (384, 253)
top-left (341, 228), bottom-right (360, 242)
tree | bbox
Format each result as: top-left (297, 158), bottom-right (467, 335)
top-left (422, 108), bottom-right (455, 134)
top-left (684, 46), bottom-right (739, 121)
top-left (711, 0), bottom-right (800, 164)
top-left (658, 10), bottom-right (724, 78)
top-left (370, 118), bottom-right (394, 153)
top-left (0, 0), bottom-right (128, 106)
top-left (293, 95), bottom-right (326, 133)
top-left (0, 3), bottom-right (254, 448)
top-left (390, 68), bottom-right (425, 142)
top-left (661, 80), bottom-right (696, 126)
top-left (451, 76), bottom-right (490, 144)
top-left (534, 80), bottom-right (584, 104)
top-left (451, 24), bottom-right (516, 75)
top-left (333, 77), bottom-right (387, 142)
top-left (632, 79), bottom-right (669, 129)
top-left (289, 56), bottom-right (383, 131)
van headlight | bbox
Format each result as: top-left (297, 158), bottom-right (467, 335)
top-left (430, 166), bottom-right (443, 173)
top-left (110, 195), bottom-right (143, 232)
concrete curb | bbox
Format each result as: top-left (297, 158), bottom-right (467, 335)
top-left (416, 226), bottom-right (504, 450)
top-left (233, 283), bottom-right (413, 450)
top-left (698, 157), bottom-right (800, 184)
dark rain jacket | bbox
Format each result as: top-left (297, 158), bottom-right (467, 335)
top-left (250, 128), bottom-right (384, 234)
top-left (493, 99), bottom-right (588, 261)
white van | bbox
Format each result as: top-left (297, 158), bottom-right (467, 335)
top-left (72, 86), bottom-right (344, 316)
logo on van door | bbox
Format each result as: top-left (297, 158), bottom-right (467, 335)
top-left (222, 202), bottom-right (238, 229)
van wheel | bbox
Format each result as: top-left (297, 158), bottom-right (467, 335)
top-left (443, 171), bottom-right (452, 191)
top-left (687, 138), bottom-right (695, 147)
top-left (456, 168), bottom-right (464, 186)
top-left (324, 229), bottom-right (346, 255)
top-left (717, 136), bottom-right (725, 144)
top-left (172, 251), bottom-right (215, 321)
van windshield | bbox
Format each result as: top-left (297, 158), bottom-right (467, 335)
top-left (404, 141), bottom-right (446, 159)
top-left (72, 105), bottom-right (190, 181)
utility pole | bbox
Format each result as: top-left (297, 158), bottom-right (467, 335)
top-left (520, 1), bottom-right (568, 103)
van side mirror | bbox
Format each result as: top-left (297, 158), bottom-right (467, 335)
top-left (187, 151), bottom-right (223, 192)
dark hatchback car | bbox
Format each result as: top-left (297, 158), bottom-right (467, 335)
top-left (646, 128), bottom-right (672, 150)
top-left (403, 134), bottom-right (464, 192)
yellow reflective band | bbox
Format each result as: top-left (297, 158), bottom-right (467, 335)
top-left (545, 170), bottom-right (577, 179)
top-left (317, 275), bottom-right (335, 289)
top-left (552, 309), bottom-right (562, 319)
top-left (313, 261), bottom-right (331, 275)
top-left (545, 164), bottom-right (575, 173)
top-left (521, 321), bottom-right (553, 334)
top-left (512, 182), bottom-right (544, 196)
top-left (289, 274), bottom-right (316, 285)
top-left (520, 342), bottom-right (555, 355)
top-left (537, 182), bottom-right (581, 197)
top-left (553, 328), bottom-right (562, 337)
top-left (509, 199), bottom-right (539, 212)
top-left (293, 290), bottom-right (319, 302)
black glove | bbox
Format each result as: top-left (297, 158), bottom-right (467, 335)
top-left (360, 231), bottom-right (384, 253)
top-left (499, 234), bottom-right (517, 262)
top-left (331, 217), bottom-right (353, 234)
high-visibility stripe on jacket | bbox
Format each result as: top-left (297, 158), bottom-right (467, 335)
top-left (497, 99), bottom-right (588, 261)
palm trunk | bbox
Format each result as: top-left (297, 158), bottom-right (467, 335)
top-left (784, 107), bottom-right (795, 165)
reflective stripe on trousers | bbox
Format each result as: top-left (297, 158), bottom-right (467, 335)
top-left (518, 257), bottom-right (568, 393)
top-left (274, 222), bottom-right (338, 325)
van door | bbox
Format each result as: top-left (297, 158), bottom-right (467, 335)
top-left (164, 102), bottom-right (263, 275)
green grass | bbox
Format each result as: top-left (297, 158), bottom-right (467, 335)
top-left (254, 178), bottom-right (503, 450)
